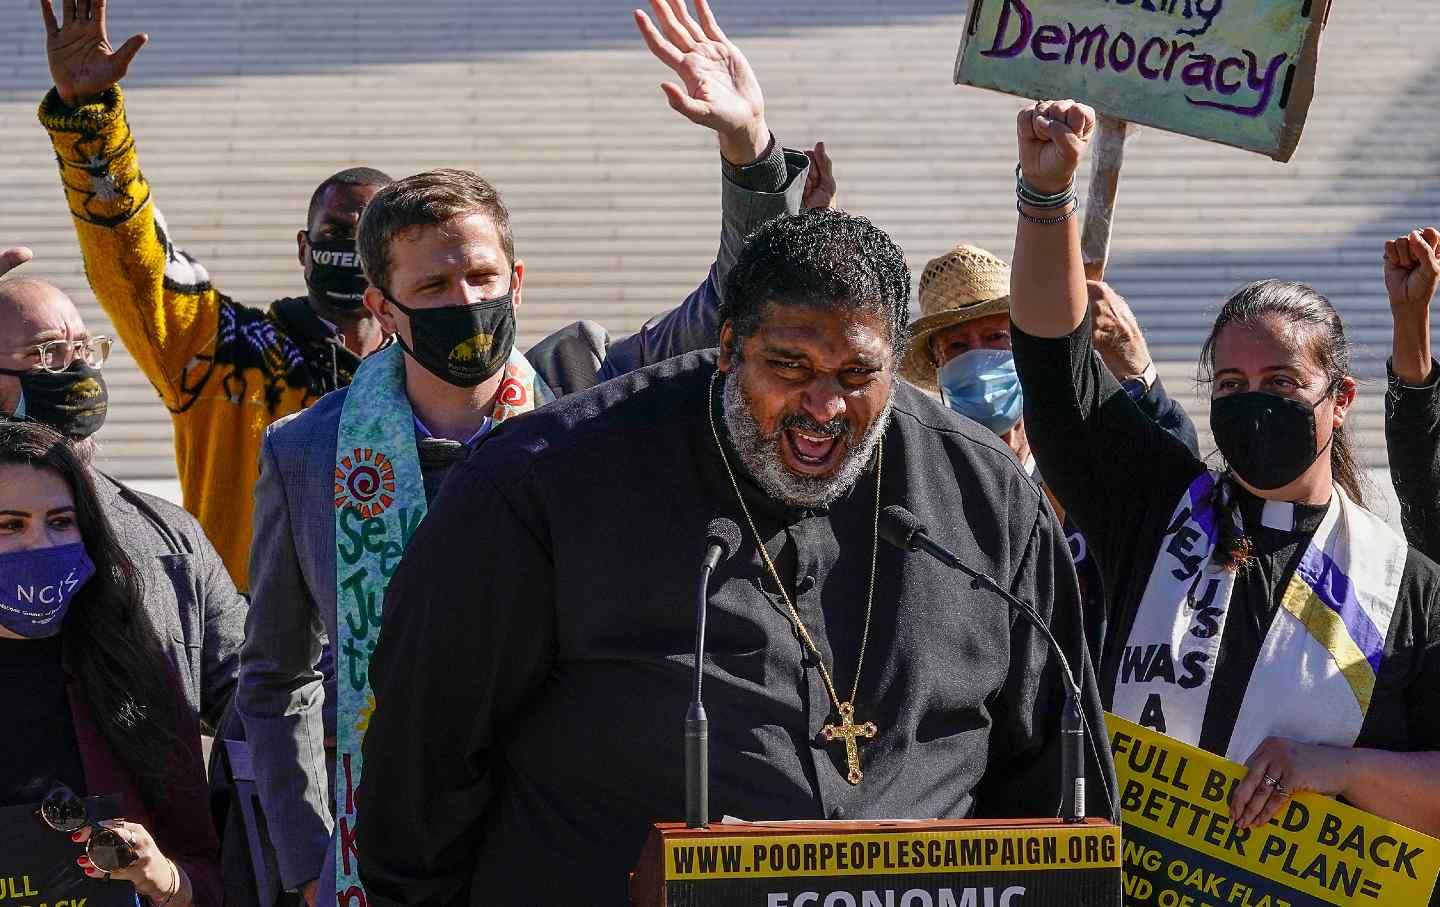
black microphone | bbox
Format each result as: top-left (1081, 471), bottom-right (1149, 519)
top-left (688, 518), bottom-right (741, 828)
top-left (879, 505), bottom-right (1096, 824)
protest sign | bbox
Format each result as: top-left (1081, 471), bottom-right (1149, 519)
top-left (0, 795), bottom-right (135, 907)
top-left (954, 0), bottom-right (1328, 161)
top-left (1106, 714), bottom-right (1440, 906)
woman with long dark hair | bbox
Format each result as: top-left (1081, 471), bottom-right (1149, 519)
top-left (0, 419), bottom-right (220, 904)
top-left (1005, 99), bottom-right (1440, 837)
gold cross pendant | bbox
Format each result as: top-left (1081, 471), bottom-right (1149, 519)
top-left (821, 701), bottom-right (878, 785)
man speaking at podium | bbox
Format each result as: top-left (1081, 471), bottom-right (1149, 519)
top-left (356, 206), bottom-right (1114, 905)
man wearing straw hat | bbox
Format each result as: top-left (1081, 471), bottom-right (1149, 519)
top-left (900, 243), bottom-right (1197, 659)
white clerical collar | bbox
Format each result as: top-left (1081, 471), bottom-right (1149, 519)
top-left (1023, 454), bottom-right (1039, 479)
top-left (1260, 500), bottom-right (1298, 532)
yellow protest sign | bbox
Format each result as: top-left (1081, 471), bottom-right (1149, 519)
top-left (1106, 714), bottom-right (1440, 906)
top-left (953, 0), bottom-right (1328, 161)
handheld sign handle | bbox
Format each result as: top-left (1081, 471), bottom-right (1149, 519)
top-left (1081, 115), bottom-right (1132, 282)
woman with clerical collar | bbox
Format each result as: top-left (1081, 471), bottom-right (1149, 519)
top-left (1006, 98), bottom-right (1440, 839)
top-left (0, 420), bottom-right (220, 905)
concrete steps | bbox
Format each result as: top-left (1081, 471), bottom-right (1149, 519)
top-left (1, 0), bottom-right (1437, 487)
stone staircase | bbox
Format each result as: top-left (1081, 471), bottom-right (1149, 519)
top-left (2, 0), bottom-right (1437, 511)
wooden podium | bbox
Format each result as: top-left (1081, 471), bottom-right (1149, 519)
top-left (631, 817), bottom-right (1122, 906)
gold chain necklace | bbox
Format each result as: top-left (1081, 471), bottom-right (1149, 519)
top-left (706, 370), bottom-right (882, 785)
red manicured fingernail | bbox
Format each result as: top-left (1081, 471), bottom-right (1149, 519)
top-left (71, 831), bottom-right (83, 841)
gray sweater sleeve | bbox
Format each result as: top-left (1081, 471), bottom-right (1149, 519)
top-left (594, 139), bottom-right (808, 383)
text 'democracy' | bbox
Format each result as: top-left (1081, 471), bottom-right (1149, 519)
top-left (954, 0), bottom-right (1330, 161)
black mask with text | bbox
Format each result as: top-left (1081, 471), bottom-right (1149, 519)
top-left (305, 237), bottom-right (368, 311)
top-left (0, 362), bottom-right (109, 440)
top-left (384, 289), bottom-right (515, 388)
top-left (1209, 390), bottom-right (1332, 491)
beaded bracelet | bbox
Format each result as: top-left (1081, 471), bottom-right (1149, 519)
top-left (1014, 163), bottom-right (1075, 209)
top-left (1017, 200), bottom-right (1078, 226)
top-left (1017, 181), bottom-right (1075, 209)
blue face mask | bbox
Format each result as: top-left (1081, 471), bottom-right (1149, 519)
top-left (0, 543), bottom-right (95, 638)
top-left (937, 348), bottom-right (1024, 436)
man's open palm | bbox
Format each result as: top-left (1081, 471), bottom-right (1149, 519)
top-left (41, 0), bottom-right (147, 107)
top-left (634, 0), bottom-right (764, 144)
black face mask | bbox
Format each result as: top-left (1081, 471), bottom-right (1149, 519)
top-left (1210, 390), bottom-right (1331, 491)
top-left (305, 237), bottom-right (368, 311)
top-left (383, 289), bottom-right (516, 388)
top-left (0, 362), bottom-right (109, 440)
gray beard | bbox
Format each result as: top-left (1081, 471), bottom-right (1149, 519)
top-left (721, 369), bottom-right (892, 510)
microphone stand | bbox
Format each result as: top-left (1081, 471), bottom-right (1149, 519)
top-left (901, 529), bottom-right (1088, 823)
top-left (686, 562), bottom-right (712, 828)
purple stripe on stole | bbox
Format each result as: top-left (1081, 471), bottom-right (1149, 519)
top-left (1185, 472), bottom-right (1220, 545)
top-left (1294, 545), bottom-right (1386, 676)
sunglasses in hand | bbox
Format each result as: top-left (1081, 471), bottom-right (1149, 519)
top-left (37, 785), bottom-right (139, 874)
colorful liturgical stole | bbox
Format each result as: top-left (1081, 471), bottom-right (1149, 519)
top-left (332, 343), bottom-right (544, 901)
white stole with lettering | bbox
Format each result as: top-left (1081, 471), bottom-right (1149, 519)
top-left (1112, 471), bottom-right (1406, 761)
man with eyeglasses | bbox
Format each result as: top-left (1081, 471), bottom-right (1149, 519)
top-left (0, 247), bottom-right (247, 739)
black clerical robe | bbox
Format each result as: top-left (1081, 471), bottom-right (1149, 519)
top-left (357, 350), bottom-right (1115, 907)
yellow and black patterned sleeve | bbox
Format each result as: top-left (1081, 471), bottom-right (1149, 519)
top-left (39, 86), bottom-right (223, 410)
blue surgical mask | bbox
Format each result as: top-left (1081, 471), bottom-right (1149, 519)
top-left (0, 543), bottom-right (95, 638)
top-left (937, 348), bottom-right (1024, 435)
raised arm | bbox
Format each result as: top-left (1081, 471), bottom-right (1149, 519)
top-left (38, 0), bottom-right (228, 407)
top-left (1383, 228), bottom-right (1440, 560)
top-left (1090, 279), bottom-right (1200, 456)
top-left (1009, 100), bottom-right (1093, 340)
top-left (1008, 101), bottom-right (1200, 574)
top-left (597, 0), bottom-right (809, 380)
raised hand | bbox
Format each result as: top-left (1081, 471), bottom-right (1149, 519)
top-left (40, 0), bottom-right (147, 108)
top-left (1017, 99), bottom-right (1095, 196)
top-left (801, 142), bottom-right (837, 211)
top-left (1384, 228), bottom-right (1440, 315)
top-left (0, 247), bottom-right (34, 278)
top-left (634, 0), bottom-right (769, 165)
top-left (1088, 280), bottom-right (1152, 380)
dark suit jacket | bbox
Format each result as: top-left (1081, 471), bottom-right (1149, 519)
top-left (95, 471), bottom-right (246, 733)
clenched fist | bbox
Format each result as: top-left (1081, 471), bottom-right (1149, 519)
top-left (1017, 99), bottom-right (1095, 196)
top-left (1385, 228), bottom-right (1440, 316)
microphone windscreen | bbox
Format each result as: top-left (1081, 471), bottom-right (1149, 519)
top-left (879, 505), bottom-right (925, 552)
top-left (705, 518), bottom-right (743, 564)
